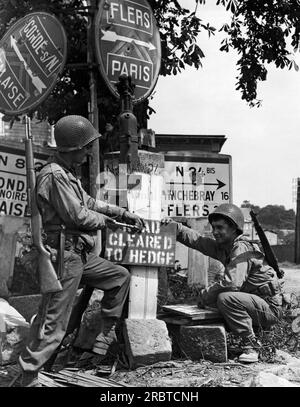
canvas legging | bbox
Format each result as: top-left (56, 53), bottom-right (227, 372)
top-left (19, 250), bottom-right (130, 372)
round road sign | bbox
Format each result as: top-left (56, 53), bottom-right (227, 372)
top-left (0, 12), bottom-right (67, 115)
top-left (95, 0), bottom-right (161, 103)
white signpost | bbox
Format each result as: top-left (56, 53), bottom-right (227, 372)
top-left (162, 153), bottom-right (232, 287)
top-left (162, 154), bottom-right (232, 219)
top-left (0, 149), bottom-right (46, 217)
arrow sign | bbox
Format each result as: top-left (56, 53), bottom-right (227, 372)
top-left (167, 179), bottom-right (226, 190)
top-left (95, 0), bottom-right (161, 103)
top-left (101, 30), bottom-right (156, 51)
top-left (0, 13), bottom-right (67, 115)
top-left (10, 35), bottom-right (46, 94)
top-left (200, 179), bottom-right (226, 190)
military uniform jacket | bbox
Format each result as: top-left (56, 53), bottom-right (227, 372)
top-left (36, 154), bottom-right (125, 250)
top-left (177, 224), bottom-right (283, 309)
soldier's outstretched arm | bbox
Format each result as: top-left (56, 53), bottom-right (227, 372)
top-left (75, 186), bottom-right (145, 230)
top-left (176, 222), bottom-right (219, 260)
top-left (49, 171), bottom-right (110, 230)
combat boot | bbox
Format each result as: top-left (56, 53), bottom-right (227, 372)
top-left (92, 317), bottom-right (118, 356)
top-left (21, 371), bottom-right (42, 387)
top-left (238, 336), bottom-right (261, 363)
top-left (78, 317), bottom-right (118, 367)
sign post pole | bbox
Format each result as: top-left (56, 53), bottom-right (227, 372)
top-left (87, 0), bottom-right (100, 200)
top-left (87, 0), bottom-right (102, 257)
top-left (116, 74), bottom-right (138, 169)
top-left (95, 1), bottom-right (172, 367)
top-left (295, 178), bottom-right (300, 264)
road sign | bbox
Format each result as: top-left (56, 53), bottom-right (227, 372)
top-left (0, 145), bottom-right (47, 217)
top-left (105, 219), bottom-right (176, 266)
top-left (162, 154), bottom-right (232, 218)
top-left (95, 0), bottom-right (161, 103)
top-left (0, 12), bottom-right (67, 115)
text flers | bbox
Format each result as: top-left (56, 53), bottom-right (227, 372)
top-left (95, 0), bottom-right (161, 103)
top-left (163, 155), bottom-right (232, 218)
top-left (105, 220), bottom-right (177, 267)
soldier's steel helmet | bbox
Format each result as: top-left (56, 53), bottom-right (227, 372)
top-left (208, 203), bottom-right (244, 234)
top-left (54, 115), bottom-right (101, 152)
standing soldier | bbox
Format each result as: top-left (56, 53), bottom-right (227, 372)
top-left (163, 204), bottom-right (283, 363)
top-left (19, 115), bottom-right (144, 386)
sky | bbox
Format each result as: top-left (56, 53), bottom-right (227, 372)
top-left (149, 1), bottom-right (300, 211)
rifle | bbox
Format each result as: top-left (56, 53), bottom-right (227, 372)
top-left (25, 116), bottom-right (63, 294)
top-left (249, 210), bottom-right (284, 279)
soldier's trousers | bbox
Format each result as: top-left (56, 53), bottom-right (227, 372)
top-left (217, 291), bottom-right (281, 339)
top-left (19, 250), bottom-right (130, 373)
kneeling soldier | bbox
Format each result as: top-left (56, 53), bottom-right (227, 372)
top-left (163, 203), bottom-right (283, 363)
top-left (19, 115), bottom-right (144, 386)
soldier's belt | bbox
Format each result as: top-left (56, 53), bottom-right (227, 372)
top-left (255, 281), bottom-right (280, 298)
top-left (43, 225), bottom-right (87, 253)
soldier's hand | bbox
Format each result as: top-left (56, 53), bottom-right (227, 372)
top-left (105, 218), bottom-right (119, 231)
top-left (123, 211), bottom-right (145, 232)
top-left (161, 217), bottom-right (174, 225)
top-left (161, 217), bottom-right (178, 230)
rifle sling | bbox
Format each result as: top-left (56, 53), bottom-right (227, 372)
top-left (58, 225), bottom-right (66, 281)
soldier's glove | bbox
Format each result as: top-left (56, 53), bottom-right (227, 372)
top-left (122, 211), bottom-right (145, 232)
top-left (161, 217), bottom-right (179, 230)
top-left (105, 218), bottom-right (119, 231)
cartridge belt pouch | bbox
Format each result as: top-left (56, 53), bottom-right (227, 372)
top-left (257, 280), bottom-right (280, 298)
top-left (43, 227), bottom-right (88, 264)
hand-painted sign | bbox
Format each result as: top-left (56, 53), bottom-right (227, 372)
top-left (163, 154), bottom-right (232, 218)
top-left (0, 146), bottom-right (47, 217)
top-left (95, 0), bottom-right (161, 103)
top-left (0, 12), bottom-right (67, 115)
top-left (105, 219), bottom-right (176, 266)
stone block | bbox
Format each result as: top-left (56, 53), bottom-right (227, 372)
top-left (266, 362), bottom-right (300, 383)
top-left (8, 294), bottom-right (41, 323)
top-left (248, 372), bottom-right (300, 387)
top-left (123, 319), bottom-right (172, 369)
top-left (179, 324), bottom-right (227, 363)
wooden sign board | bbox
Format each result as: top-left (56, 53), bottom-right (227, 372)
top-left (104, 219), bottom-right (176, 267)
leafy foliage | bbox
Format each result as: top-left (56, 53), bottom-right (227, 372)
top-left (148, 0), bottom-right (215, 75)
top-left (241, 200), bottom-right (296, 230)
top-left (217, 0), bottom-right (300, 106)
top-left (1, 0), bottom-right (300, 127)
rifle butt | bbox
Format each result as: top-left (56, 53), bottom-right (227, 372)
top-left (38, 255), bottom-right (63, 294)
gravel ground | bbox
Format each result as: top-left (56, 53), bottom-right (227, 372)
top-left (1, 264), bottom-right (300, 388)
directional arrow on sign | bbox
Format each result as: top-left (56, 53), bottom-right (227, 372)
top-left (200, 179), bottom-right (226, 190)
top-left (167, 179), bottom-right (226, 190)
top-left (101, 29), bottom-right (156, 51)
top-left (10, 35), bottom-right (46, 94)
